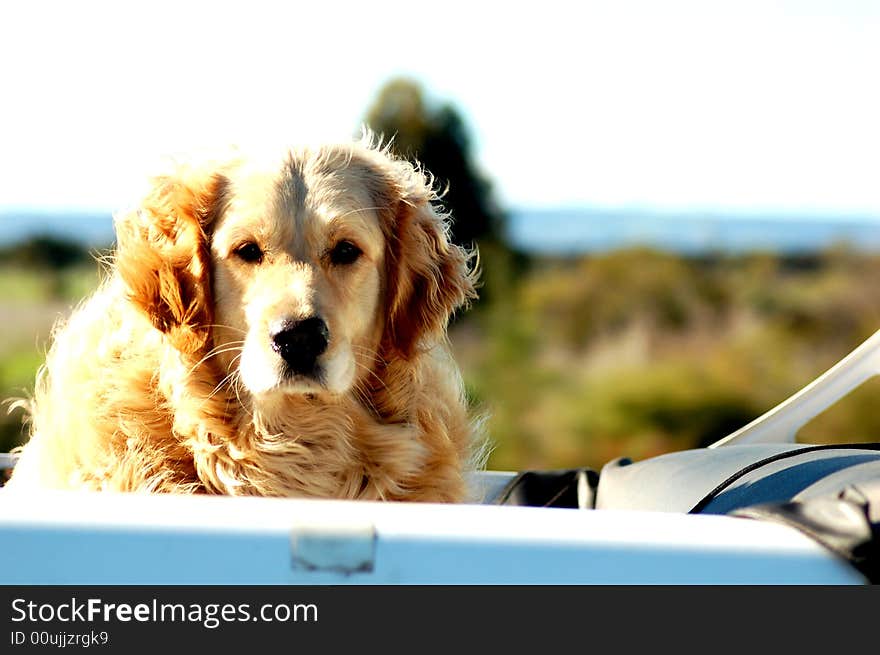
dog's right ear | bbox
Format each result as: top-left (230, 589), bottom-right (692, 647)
top-left (114, 164), bottom-right (228, 355)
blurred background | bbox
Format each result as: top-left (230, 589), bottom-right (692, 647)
top-left (2, 1), bottom-right (879, 471)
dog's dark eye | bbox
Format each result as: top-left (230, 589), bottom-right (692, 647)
top-left (329, 240), bottom-right (362, 266)
top-left (233, 242), bottom-right (263, 264)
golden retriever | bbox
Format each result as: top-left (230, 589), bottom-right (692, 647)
top-left (6, 137), bottom-right (483, 502)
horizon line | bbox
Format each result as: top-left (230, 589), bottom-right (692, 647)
top-left (2, 204), bottom-right (880, 223)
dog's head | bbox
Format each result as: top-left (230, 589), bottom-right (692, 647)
top-left (114, 141), bottom-right (477, 403)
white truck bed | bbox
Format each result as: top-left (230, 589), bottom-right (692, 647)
top-left (0, 472), bottom-right (864, 584)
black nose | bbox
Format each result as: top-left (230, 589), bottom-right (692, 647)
top-left (270, 317), bottom-right (329, 374)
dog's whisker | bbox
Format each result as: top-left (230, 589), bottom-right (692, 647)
top-left (352, 360), bottom-right (390, 396)
top-left (349, 344), bottom-right (381, 356)
top-left (207, 363), bottom-right (242, 401)
top-left (204, 324), bottom-right (248, 336)
top-left (355, 362), bottom-right (386, 388)
top-left (194, 354), bottom-right (245, 415)
top-left (187, 344), bottom-right (245, 376)
top-left (201, 354), bottom-right (251, 419)
top-left (350, 345), bottom-right (387, 366)
top-left (231, 371), bottom-right (254, 419)
top-left (351, 356), bottom-right (389, 386)
top-left (350, 376), bottom-right (373, 403)
top-left (195, 341), bottom-right (246, 359)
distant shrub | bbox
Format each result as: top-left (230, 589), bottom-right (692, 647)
top-left (455, 247), bottom-right (880, 471)
top-left (0, 235), bottom-right (92, 270)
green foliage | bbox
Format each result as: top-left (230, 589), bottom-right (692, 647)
top-left (454, 247), bottom-right (880, 471)
top-left (0, 349), bottom-right (44, 453)
top-left (0, 265), bottom-right (102, 303)
top-left (0, 245), bottom-right (104, 454)
top-left (0, 235), bottom-right (93, 270)
top-left (520, 249), bottom-right (723, 348)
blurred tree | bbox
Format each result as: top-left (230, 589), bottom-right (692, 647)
top-left (0, 235), bottom-right (90, 270)
top-left (364, 78), bottom-right (506, 250)
top-left (364, 78), bottom-right (525, 308)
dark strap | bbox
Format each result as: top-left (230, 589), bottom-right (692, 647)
top-left (688, 443), bottom-right (880, 514)
top-left (734, 483), bottom-right (880, 583)
top-left (494, 468), bottom-right (599, 509)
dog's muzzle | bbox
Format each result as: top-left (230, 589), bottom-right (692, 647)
top-left (270, 317), bottom-right (329, 376)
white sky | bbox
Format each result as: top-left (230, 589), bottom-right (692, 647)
top-left (1, 0), bottom-right (878, 216)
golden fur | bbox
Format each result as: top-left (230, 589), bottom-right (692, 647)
top-left (7, 138), bottom-right (483, 502)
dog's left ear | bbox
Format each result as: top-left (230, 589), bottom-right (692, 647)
top-left (381, 163), bottom-right (479, 359)
top-left (114, 164), bottom-right (227, 355)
